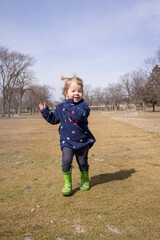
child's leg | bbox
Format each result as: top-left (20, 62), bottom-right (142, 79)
top-left (75, 145), bottom-right (89, 172)
top-left (76, 145), bottom-right (90, 191)
top-left (61, 147), bottom-right (74, 196)
top-left (62, 147), bottom-right (74, 172)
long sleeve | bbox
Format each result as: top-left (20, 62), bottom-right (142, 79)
top-left (40, 105), bottom-right (60, 125)
top-left (64, 99), bottom-right (90, 123)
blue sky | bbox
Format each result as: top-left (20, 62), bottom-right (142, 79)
top-left (0, 0), bottom-right (160, 100)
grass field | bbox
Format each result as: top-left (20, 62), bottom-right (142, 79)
top-left (0, 111), bottom-right (160, 240)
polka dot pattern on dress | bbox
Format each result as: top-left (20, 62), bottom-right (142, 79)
top-left (68, 117), bottom-right (72, 122)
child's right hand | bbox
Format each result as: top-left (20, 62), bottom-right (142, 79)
top-left (39, 102), bottom-right (46, 111)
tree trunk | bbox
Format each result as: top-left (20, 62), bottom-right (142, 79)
top-left (8, 100), bottom-right (11, 117)
top-left (18, 93), bottom-right (22, 115)
top-left (153, 103), bottom-right (156, 112)
top-left (2, 93), bottom-right (6, 117)
top-left (142, 102), bottom-right (145, 112)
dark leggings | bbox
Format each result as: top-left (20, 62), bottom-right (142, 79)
top-left (62, 145), bottom-right (89, 173)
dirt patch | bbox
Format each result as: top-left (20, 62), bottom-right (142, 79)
top-left (112, 112), bottom-right (160, 135)
top-left (0, 112), bottom-right (160, 240)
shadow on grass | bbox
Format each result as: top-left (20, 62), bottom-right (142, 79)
top-left (90, 168), bottom-right (136, 187)
top-left (71, 168), bottom-right (136, 196)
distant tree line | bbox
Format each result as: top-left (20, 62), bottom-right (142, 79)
top-left (0, 46), bottom-right (160, 117)
top-left (83, 49), bottom-right (160, 112)
top-left (0, 46), bottom-right (54, 117)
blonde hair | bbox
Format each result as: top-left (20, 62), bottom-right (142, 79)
top-left (61, 72), bottom-right (83, 96)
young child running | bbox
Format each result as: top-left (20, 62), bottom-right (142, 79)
top-left (39, 73), bottom-right (96, 196)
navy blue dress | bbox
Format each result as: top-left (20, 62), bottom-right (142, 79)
top-left (40, 98), bottom-right (96, 150)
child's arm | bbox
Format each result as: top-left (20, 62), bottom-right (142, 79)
top-left (39, 102), bottom-right (60, 125)
top-left (64, 99), bottom-right (90, 122)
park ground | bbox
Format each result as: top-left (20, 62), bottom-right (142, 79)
top-left (0, 110), bottom-right (160, 240)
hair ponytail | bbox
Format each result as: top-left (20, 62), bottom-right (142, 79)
top-left (61, 72), bottom-right (78, 81)
top-left (61, 75), bottom-right (68, 81)
top-left (73, 72), bottom-right (78, 78)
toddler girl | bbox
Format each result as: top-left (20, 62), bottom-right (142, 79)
top-left (39, 73), bottom-right (96, 196)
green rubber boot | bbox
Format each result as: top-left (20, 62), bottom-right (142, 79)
top-left (80, 168), bottom-right (90, 191)
top-left (61, 167), bottom-right (72, 196)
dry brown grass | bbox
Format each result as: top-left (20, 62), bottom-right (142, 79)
top-left (0, 111), bottom-right (160, 240)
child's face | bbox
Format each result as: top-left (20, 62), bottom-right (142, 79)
top-left (66, 81), bottom-right (83, 103)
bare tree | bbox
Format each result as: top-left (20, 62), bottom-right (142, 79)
top-left (103, 87), bottom-right (110, 107)
top-left (131, 69), bottom-right (147, 110)
top-left (143, 57), bottom-right (157, 77)
top-left (16, 70), bottom-right (34, 115)
top-left (0, 46), bottom-right (34, 117)
top-left (93, 87), bottom-right (104, 108)
top-left (120, 73), bottom-right (133, 106)
top-left (23, 84), bottom-right (54, 114)
top-left (10, 92), bottom-right (19, 114)
top-left (107, 83), bottom-right (124, 110)
top-left (0, 94), bottom-right (2, 114)
top-left (83, 85), bottom-right (94, 106)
